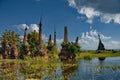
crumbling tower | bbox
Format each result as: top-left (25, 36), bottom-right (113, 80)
top-left (97, 34), bottom-right (105, 50)
top-left (54, 31), bottom-right (56, 46)
top-left (75, 36), bottom-right (79, 46)
top-left (39, 17), bottom-right (43, 48)
top-left (64, 26), bottom-right (69, 42)
top-left (48, 34), bottom-right (52, 44)
top-left (37, 17), bottom-right (46, 56)
top-left (23, 27), bottom-right (28, 45)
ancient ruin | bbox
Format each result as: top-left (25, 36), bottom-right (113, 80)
top-left (1, 39), bottom-right (10, 59)
top-left (23, 27), bottom-right (31, 55)
top-left (1, 32), bottom-right (19, 59)
top-left (64, 26), bottom-right (69, 42)
top-left (36, 17), bottom-right (46, 56)
top-left (75, 36), bottom-right (79, 47)
top-left (48, 34), bottom-right (52, 44)
top-left (59, 26), bottom-right (77, 61)
top-left (54, 31), bottom-right (56, 46)
top-left (97, 34), bottom-right (105, 51)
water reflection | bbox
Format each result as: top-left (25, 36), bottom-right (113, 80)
top-left (98, 57), bottom-right (106, 61)
top-left (0, 57), bottom-right (120, 80)
top-left (0, 61), bottom-right (19, 80)
top-left (61, 62), bottom-right (79, 80)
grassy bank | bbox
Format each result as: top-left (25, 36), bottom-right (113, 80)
top-left (76, 51), bottom-right (120, 60)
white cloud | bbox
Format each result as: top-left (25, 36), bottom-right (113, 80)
top-left (29, 24), bottom-right (39, 32)
top-left (78, 7), bottom-right (101, 24)
top-left (68, 0), bottom-right (76, 8)
top-left (101, 14), bottom-right (120, 24)
top-left (15, 24), bottom-right (39, 32)
top-left (16, 24), bottom-right (29, 31)
top-left (67, 0), bottom-right (120, 24)
top-left (79, 30), bottom-right (120, 50)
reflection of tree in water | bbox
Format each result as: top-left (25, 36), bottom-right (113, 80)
top-left (0, 62), bottom-right (18, 80)
top-left (61, 62), bottom-right (78, 80)
top-left (19, 58), bottom-right (59, 79)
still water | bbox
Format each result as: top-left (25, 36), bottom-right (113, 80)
top-left (0, 57), bottom-right (120, 80)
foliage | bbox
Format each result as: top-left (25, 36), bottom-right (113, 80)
top-left (19, 44), bottom-right (29, 58)
top-left (61, 41), bottom-right (81, 55)
top-left (2, 30), bottom-right (20, 45)
top-left (27, 31), bottom-right (39, 54)
top-left (47, 40), bottom-right (59, 55)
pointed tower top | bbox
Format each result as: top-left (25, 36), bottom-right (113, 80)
top-left (54, 25), bottom-right (56, 33)
top-left (39, 16), bottom-right (42, 26)
top-left (25, 27), bottom-right (27, 31)
top-left (98, 34), bottom-right (100, 39)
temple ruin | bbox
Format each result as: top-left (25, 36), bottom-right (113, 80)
top-left (64, 26), bottom-right (69, 42)
top-left (23, 27), bottom-right (31, 55)
top-left (54, 31), bottom-right (56, 46)
top-left (1, 32), bottom-right (19, 59)
top-left (59, 26), bottom-right (77, 61)
top-left (36, 17), bottom-right (46, 56)
top-left (97, 34), bottom-right (105, 51)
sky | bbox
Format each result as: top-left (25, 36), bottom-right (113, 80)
top-left (0, 0), bottom-right (120, 50)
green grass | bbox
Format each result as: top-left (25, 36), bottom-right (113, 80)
top-left (76, 51), bottom-right (120, 60)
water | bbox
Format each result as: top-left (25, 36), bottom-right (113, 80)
top-left (0, 57), bottom-right (120, 80)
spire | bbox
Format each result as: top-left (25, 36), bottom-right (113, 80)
top-left (75, 36), bottom-right (79, 46)
top-left (64, 26), bottom-right (69, 42)
top-left (97, 34), bottom-right (105, 50)
top-left (23, 27), bottom-right (28, 45)
top-left (39, 17), bottom-right (42, 33)
top-left (48, 34), bottom-right (52, 44)
top-left (39, 17), bottom-right (43, 47)
top-left (54, 26), bottom-right (56, 46)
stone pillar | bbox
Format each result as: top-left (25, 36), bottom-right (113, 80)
top-left (64, 26), bottom-right (68, 42)
top-left (23, 27), bottom-right (31, 56)
top-left (10, 44), bottom-right (18, 59)
top-left (75, 36), bottom-right (79, 46)
top-left (48, 34), bottom-right (52, 44)
top-left (54, 31), bottom-right (56, 46)
top-left (1, 40), bottom-right (10, 59)
top-left (23, 27), bottom-right (28, 45)
top-left (10, 32), bottom-right (19, 59)
top-left (97, 34), bottom-right (105, 50)
top-left (36, 17), bottom-right (47, 57)
top-left (39, 17), bottom-right (43, 48)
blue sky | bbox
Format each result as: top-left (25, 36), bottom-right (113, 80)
top-left (0, 0), bottom-right (120, 50)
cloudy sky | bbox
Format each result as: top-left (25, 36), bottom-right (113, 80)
top-left (0, 0), bottom-right (120, 50)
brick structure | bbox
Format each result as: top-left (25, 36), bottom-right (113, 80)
top-left (54, 31), bottom-right (56, 46)
top-left (64, 26), bottom-right (68, 42)
top-left (97, 34), bottom-right (105, 51)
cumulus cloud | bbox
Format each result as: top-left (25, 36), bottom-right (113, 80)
top-left (68, 0), bottom-right (120, 24)
top-left (15, 24), bottom-right (39, 32)
top-left (79, 30), bottom-right (120, 50)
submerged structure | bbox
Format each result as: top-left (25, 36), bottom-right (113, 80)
top-left (59, 26), bottom-right (79, 61)
top-left (97, 34), bottom-right (105, 51)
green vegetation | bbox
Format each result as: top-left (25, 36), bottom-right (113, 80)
top-left (27, 31), bottom-right (39, 54)
top-left (61, 41), bottom-right (81, 55)
top-left (2, 30), bottom-right (20, 46)
top-left (76, 51), bottom-right (120, 60)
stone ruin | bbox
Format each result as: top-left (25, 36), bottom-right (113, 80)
top-left (97, 34), bottom-right (105, 51)
top-left (35, 17), bottom-right (47, 57)
top-left (59, 26), bottom-right (78, 61)
top-left (1, 32), bottom-right (19, 59)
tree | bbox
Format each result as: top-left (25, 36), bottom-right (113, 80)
top-left (27, 31), bottom-right (39, 54)
top-left (2, 30), bottom-right (20, 46)
top-left (61, 41), bottom-right (81, 55)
